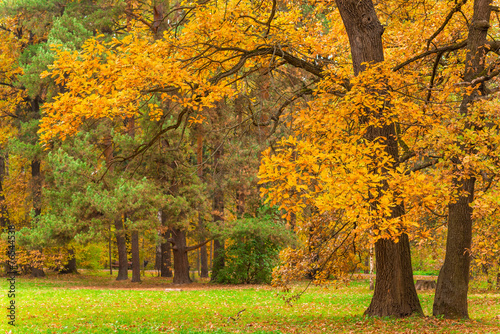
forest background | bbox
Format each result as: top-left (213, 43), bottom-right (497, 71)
top-left (1, 0), bottom-right (500, 322)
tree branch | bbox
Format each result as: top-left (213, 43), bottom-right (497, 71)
top-left (185, 237), bottom-right (215, 252)
top-left (426, 0), bottom-right (467, 50)
top-left (394, 40), bottom-right (467, 71)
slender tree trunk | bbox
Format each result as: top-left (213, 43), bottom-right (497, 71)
top-left (433, 0), bottom-right (491, 319)
top-left (30, 159), bottom-right (46, 278)
top-left (124, 115), bottom-right (141, 283)
top-left (131, 230), bottom-right (141, 282)
top-left (496, 265), bottom-right (500, 290)
top-left (109, 225), bottom-right (113, 275)
top-left (0, 153), bottom-right (9, 229)
top-left (155, 238), bottom-right (161, 275)
top-left (212, 239), bottom-right (225, 281)
top-left (369, 244), bottom-right (374, 290)
top-left (211, 144), bottom-right (225, 282)
top-left (197, 128), bottom-right (209, 278)
top-left (115, 218), bottom-right (129, 280)
top-left (336, 0), bottom-right (421, 317)
top-left (171, 227), bottom-right (191, 284)
top-left (199, 216), bottom-right (209, 278)
top-left (0, 153), bottom-right (11, 274)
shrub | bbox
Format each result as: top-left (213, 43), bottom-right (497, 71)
top-left (212, 207), bottom-right (295, 284)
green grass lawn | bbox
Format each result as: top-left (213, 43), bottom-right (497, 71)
top-left (1, 272), bottom-right (500, 333)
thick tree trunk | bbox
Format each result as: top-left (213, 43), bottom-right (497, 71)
top-left (131, 230), bottom-right (141, 282)
top-left (363, 123), bottom-right (422, 317)
top-left (433, 0), bottom-right (491, 319)
top-left (159, 210), bottom-right (172, 277)
top-left (433, 178), bottom-right (475, 318)
top-left (160, 229), bottom-right (172, 277)
top-left (366, 233), bottom-right (422, 316)
top-left (59, 247), bottom-right (78, 274)
top-left (171, 227), bottom-right (191, 284)
top-left (114, 218), bottom-right (129, 281)
top-left (336, 0), bottom-right (422, 317)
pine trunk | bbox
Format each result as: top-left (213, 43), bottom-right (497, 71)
top-left (200, 237), bottom-right (209, 278)
top-left (211, 144), bottom-right (225, 282)
top-left (155, 240), bottom-right (161, 274)
top-left (171, 227), bottom-right (191, 284)
top-left (160, 210), bottom-right (172, 277)
top-left (336, 0), bottom-right (422, 317)
top-left (131, 230), bottom-right (141, 282)
top-left (114, 218), bottom-right (129, 281)
top-left (196, 128), bottom-right (209, 278)
top-left (31, 159), bottom-right (46, 278)
top-left (160, 229), bottom-right (172, 278)
top-left (433, 0), bottom-right (491, 319)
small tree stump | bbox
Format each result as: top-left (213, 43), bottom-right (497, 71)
top-left (415, 279), bottom-right (436, 290)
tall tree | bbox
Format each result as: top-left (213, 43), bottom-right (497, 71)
top-left (211, 144), bottom-right (225, 282)
top-left (335, 0), bottom-right (422, 317)
top-left (433, 0), bottom-right (492, 318)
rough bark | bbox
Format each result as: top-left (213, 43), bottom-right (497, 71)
top-left (433, 0), bottom-right (491, 319)
top-left (335, 0), bottom-right (422, 317)
top-left (366, 233), bottom-right (422, 316)
top-left (171, 227), bottom-right (191, 284)
top-left (114, 218), bottom-right (129, 280)
top-left (433, 178), bottom-right (475, 318)
top-left (131, 230), bottom-right (141, 282)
